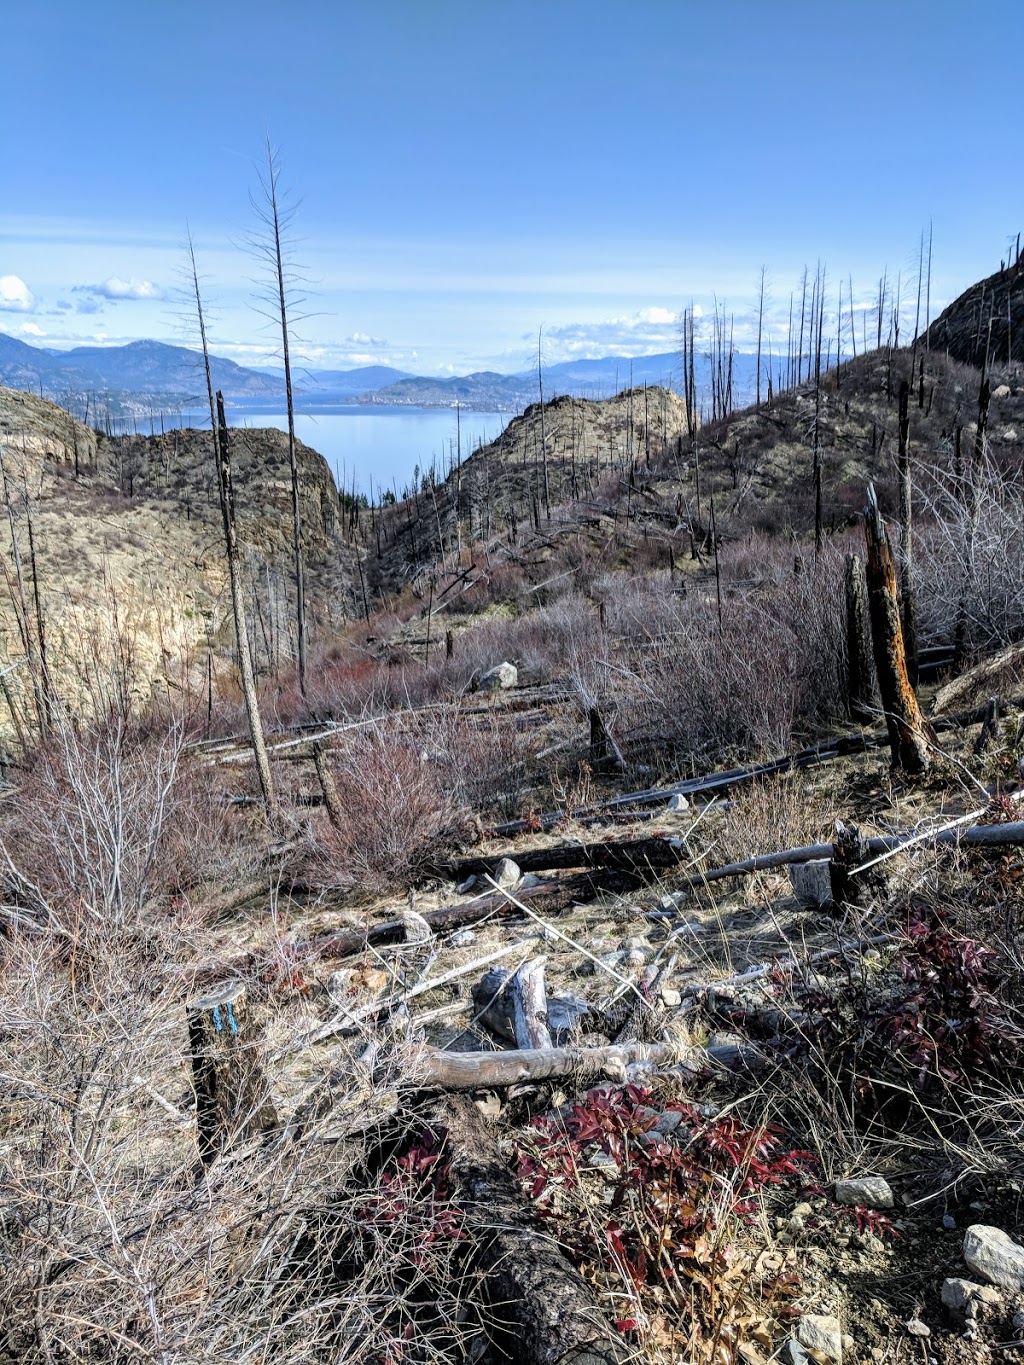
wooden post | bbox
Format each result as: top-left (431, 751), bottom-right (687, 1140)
top-left (863, 485), bottom-right (932, 774)
top-left (844, 552), bottom-right (875, 721)
top-left (187, 982), bottom-right (277, 1165)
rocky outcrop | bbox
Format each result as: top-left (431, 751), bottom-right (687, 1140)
top-left (925, 258), bottom-right (1024, 368)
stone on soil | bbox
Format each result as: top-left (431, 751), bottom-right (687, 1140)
top-left (834, 1177), bottom-right (894, 1209)
top-left (478, 661), bottom-right (517, 690)
top-left (797, 1313), bottom-right (844, 1364)
top-left (492, 857), bottom-right (521, 889)
top-left (963, 1224), bottom-right (1024, 1289)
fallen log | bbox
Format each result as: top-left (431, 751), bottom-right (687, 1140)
top-left (436, 1098), bottom-right (632, 1364)
top-left (488, 732), bottom-right (880, 836)
top-left (412, 1037), bottom-right (760, 1091)
top-left (934, 641), bottom-right (1024, 715)
top-left (199, 869), bottom-right (643, 985)
top-left (452, 820), bottom-right (1024, 890)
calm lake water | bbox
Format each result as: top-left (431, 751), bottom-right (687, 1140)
top-left (179, 405), bottom-right (510, 499)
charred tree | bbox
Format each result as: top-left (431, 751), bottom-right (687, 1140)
top-left (863, 484), bottom-right (932, 774)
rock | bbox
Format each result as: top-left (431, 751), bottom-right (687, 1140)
top-left (492, 857), bottom-right (521, 890)
top-left (659, 985), bottom-right (682, 1008)
top-left (963, 1223), bottom-right (1024, 1289)
top-left (653, 1108), bottom-right (686, 1136)
top-left (834, 1177), bottom-right (894, 1210)
top-left (519, 872), bottom-right (542, 889)
top-left (1002, 426), bottom-right (1019, 442)
top-left (783, 1338), bottom-right (813, 1365)
top-left (456, 875), bottom-right (478, 894)
top-left (399, 909), bottom-right (432, 945)
top-left (448, 929), bottom-right (476, 947)
top-left (797, 1313), bottom-right (844, 1364)
top-left (791, 859), bottom-right (834, 909)
top-left (942, 1276), bottom-right (1003, 1322)
top-left (667, 793), bottom-right (690, 811)
top-left (942, 1213), bottom-right (957, 1230)
top-left (478, 661), bottom-right (517, 691)
top-left (904, 1319), bottom-right (930, 1337)
top-left (993, 384), bottom-right (1012, 399)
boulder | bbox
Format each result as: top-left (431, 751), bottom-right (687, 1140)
top-left (963, 1224), bottom-right (1024, 1289)
top-left (834, 1176), bottom-right (894, 1210)
top-left (941, 1276), bottom-right (1003, 1315)
top-left (478, 661), bottom-right (518, 691)
top-left (492, 857), bottom-right (521, 890)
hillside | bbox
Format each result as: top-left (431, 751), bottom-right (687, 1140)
top-left (925, 256), bottom-right (1024, 367)
top-left (0, 386), bottom-right (354, 726)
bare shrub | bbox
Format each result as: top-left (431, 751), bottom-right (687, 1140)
top-left (915, 458), bottom-right (1024, 655)
top-left (312, 726), bottom-right (474, 893)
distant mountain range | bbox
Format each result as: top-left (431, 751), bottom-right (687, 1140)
top-left (0, 331), bottom-right (759, 420)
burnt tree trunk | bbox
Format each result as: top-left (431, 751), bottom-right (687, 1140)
top-left (863, 484), bottom-right (932, 774)
top-left (896, 380), bottom-right (919, 687)
top-left (844, 551), bottom-right (875, 721)
top-left (439, 1095), bottom-right (631, 1365)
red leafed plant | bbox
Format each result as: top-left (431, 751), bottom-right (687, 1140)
top-left (796, 910), bottom-right (1024, 1102)
top-left (514, 1084), bottom-right (811, 1363)
top-left (358, 1130), bottom-right (468, 1273)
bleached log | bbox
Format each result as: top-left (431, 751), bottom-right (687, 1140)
top-left (934, 641), bottom-right (1024, 715)
top-left (408, 1037), bottom-right (765, 1091)
top-left (509, 957), bottom-right (553, 1050)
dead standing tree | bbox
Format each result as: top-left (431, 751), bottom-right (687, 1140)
top-left (188, 238), bottom-right (278, 824)
top-left (896, 379), bottom-right (919, 686)
top-left (863, 484), bottom-right (932, 774)
top-left (252, 137), bottom-right (308, 694)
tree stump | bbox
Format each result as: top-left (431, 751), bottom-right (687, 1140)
top-left (863, 484), bottom-right (932, 774)
top-left (187, 981), bottom-right (278, 1165)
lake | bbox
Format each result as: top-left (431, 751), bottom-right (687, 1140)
top-left (177, 405), bottom-right (510, 499)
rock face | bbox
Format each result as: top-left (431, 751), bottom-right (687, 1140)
top-left (963, 1224), bottom-right (1024, 1289)
top-left (478, 661), bottom-right (518, 691)
top-left (925, 258), bottom-right (1024, 368)
top-left (834, 1177), bottom-right (894, 1210)
top-left (0, 386), bottom-right (352, 730)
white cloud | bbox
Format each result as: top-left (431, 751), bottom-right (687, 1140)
top-left (347, 330), bottom-right (387, 347)
top-left (0, 275), bottom-right (35, 312)
top-left (539, 305), bottom-right (682, 361)
top-left (75, 276), bottom-right (164, 301)
top-left (19, 322), bottom-right (46, 337)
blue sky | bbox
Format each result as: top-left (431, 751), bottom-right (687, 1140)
top-left (1, 0), bottom-right (1019, 376)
